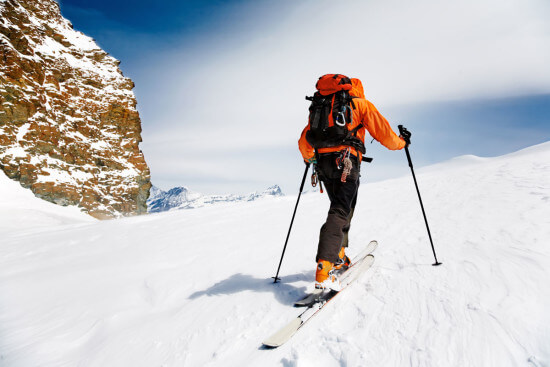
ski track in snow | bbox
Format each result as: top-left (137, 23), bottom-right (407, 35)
top-left (0, 142), bottom-right (549, 366)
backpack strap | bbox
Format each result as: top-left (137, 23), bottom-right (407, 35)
top-left (349, 124), bottom-right (362, 135)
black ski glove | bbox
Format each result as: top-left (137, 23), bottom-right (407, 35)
top-left (398, 125), bottom-right (412, 147)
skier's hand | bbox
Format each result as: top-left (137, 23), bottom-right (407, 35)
top-left (305, 157), bottom-right (317, 165)
top-left (399, 129), bottom-right (412, 146)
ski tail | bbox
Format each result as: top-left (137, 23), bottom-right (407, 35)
top-left (263, 253), bottom-right (375, 348)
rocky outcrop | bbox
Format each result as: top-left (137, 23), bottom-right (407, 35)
top-left (0, 0), bottom-right (151, 219)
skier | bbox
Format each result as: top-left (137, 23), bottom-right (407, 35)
top-left (298, 74), bottom-right (409, 289)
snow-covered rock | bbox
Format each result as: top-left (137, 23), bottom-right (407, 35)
top-left (147, 184), bottom-right (284, 212)
top-left (0, 0), bottom-right (151, 219)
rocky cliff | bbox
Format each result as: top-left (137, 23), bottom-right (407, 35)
top-left (0, 0), bottom-right (151, 219)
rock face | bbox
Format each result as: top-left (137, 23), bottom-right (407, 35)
top-left (147, 185), bottom-right (284, 212)
top-left (0, 0), bottom-right (151, 219)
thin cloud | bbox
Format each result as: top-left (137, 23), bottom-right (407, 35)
top-left (120, 0), bottom-right (550, 193)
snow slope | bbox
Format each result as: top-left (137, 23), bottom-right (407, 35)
top-left (1, 142), bottom-right (549, 366)
top-left (0, 173), bottom-right (95, 233)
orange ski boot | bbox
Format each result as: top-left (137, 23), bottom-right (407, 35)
top-left (333, 247), bottom-right (351, 271)
top-left (315, 260), bottom-right (341, 290)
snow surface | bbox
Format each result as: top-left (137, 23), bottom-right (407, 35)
top-left (1, 143), bottom-right (549, 366)
top-left (0, 173), bottom-right (94, 233)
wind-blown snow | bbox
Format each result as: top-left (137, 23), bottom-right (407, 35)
top-left (0, 143), bottom-right (549, 366)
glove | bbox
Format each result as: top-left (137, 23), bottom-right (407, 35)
top-left (399, 129), bottom-right (412, 146)
top-left (305, 157), bottom-right (317, 165)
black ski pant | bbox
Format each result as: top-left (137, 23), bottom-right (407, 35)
top-left (315, 153), bottom-right (360, 263)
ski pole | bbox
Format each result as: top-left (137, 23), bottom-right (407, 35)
top-left (398, 125), bottom-right (442, 266)
top-left (272, 162), bottom-right (310, 283)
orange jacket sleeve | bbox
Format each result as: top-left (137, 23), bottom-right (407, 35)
top-left (360, 100), bottom-right (405, 150)
top-left (298, 125), bottom-right (315, 161)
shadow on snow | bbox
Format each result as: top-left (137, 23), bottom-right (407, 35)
top-left (188, 272), bottom-right (311, 306)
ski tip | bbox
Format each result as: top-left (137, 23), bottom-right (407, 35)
top-left (261, 341), bottom-right (282, 349)
top-left (260, 343), bottom-right (279, 350)
top-left (262, 318), bottom-right (301, 348)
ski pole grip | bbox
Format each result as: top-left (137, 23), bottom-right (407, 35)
top-left (398, 125), bottom-right (411, 146)
top-left (398, 125), bottom-right (413, 168)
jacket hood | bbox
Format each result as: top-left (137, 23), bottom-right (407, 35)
top-left (350, 78), bottom-right (365, 99)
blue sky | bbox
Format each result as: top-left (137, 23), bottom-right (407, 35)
top-left (57, 0), bottom-right (550, 195)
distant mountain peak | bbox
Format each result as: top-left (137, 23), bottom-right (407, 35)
top-left (264, 185), bottom-right (283, 195)
top-left (147, 185), bottom-right (284, 213)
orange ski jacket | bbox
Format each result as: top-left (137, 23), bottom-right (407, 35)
top-left (299, 78), bottom-right (405, 161)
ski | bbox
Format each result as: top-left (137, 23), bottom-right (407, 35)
top-left (294, 240), bottom-right (378, 307)
top-left (262, 252), bottom-right (375, 348)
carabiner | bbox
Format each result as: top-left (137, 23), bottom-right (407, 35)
top-left (335, 111), bottom-right (346, 127)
